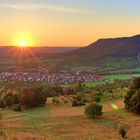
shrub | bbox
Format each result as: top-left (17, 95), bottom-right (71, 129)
top-left (41, 85), bottom-right (54, 97)
top-left (92, 96), bottom-right (101, 103)
top-left (13, 94), bottom-right (20, 104)
top-left (53, 86), bottom-right (63, 95)
top-left (20, 87), bottom-right (47, 108)
top-left (0, 100), bottom-right (6, 108)
top-left (64, 87), bottom-right (74, 95)
top-left (124, 89), bottom-right (135, 110)
top-left (124, 77), bottom-right (140, 114)
top-left (130, 90), bottom-right (140, 114)
top-left (74, 82), bottom-right (84, 93)
top-left (13, 104), bottom-right (22, 112)
top-left (117, 123), bottom-right (127, 139)
top-left (84, 102), bottom-right (103, 118)
top-left (132, 77), bottom-right (140, 89)
top-left (76, 93), bottom-right (83, 101)
top-left (5, 96), bottom-right (14, 107)
top-left (52, 97), bottom-right (60, 104)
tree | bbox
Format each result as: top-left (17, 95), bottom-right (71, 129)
top-left (84, 102), bottom-right (103, 118)
top-left (117, 123), bottom-right (127, 139)
top-left (5, 96), bottom-right (14, 107)
top-left (64, 87), bottom-right (74, 95)
top-left (20, 87), bottom-right (47, 108)
top-left (13, 94), bottom-right (20, 104)
top-left (92, 96), bottom-right (101, 103)
top-left (74, 82), bottom-right (84, 93)
top-left (13, 104), bottom-right (22, 112)
top-left (124, 89), bottom-right (135, 110)
top-left (124, 77), bottom-right (140, 114)
top-left (0, 100), bottom-right (6, 108)
top-left (130, 90), bottom-right (140, 114)
top-left (53, 86), bottom-right (63, 96)
top-left (132, 77), bottom-right (140, 90)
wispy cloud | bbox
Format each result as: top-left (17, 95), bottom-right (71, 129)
top-left (0, 3), bottom-right (88, 13)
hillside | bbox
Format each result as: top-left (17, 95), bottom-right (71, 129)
top-left (51, 35), bottom-right (140, 72)
top-left (60, 35), bottom-right (140, 60)
top-left (0, 46), bottom-right (80, 56)
top-left (1, 35), bottom-right (140, 73)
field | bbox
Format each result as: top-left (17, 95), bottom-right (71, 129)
top-left (1, 98), bottom-right (140, 140)
top-left (62, 74), bottom-right (140, 88)
top-left (85, 75), bottom-right (132, 87)
top-left (0, 74), bottom-right (140, 140)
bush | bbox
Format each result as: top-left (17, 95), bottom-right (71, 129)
top-left (132, 77), bottom-right (140, 89)
top-left (0, 100), bottom-right (6, 108)
top-left (64, 87), bottom-right (74, 95)
top-left (92, 96), bottom-right (101, 103)
top-left (76, 93), bottom-right (83, 101)
top-left (52, 97), bottom-right (60, 104)
top-left (53, 86), bottom-right (63, 95)
top-left (130, 90), bottom-right (140, 114)
top-left (13, 94), bottom-right (20, 104)
top-left (20, 87), bottom-right (47, 108)
top-left (74, 82), bottom-right (84, 93)
top-left (13, 104), bottom-right (22, 112)
top-left (124, 89), bottom-right (135, 110)
top-left (117, 123), bottom-right (127, 139)
top-left (124, 77), bottom-right (140, 114)
top-left (84, 102), bottom-right (103, 118)
top-left (5, 96), bottom-right (14, 107)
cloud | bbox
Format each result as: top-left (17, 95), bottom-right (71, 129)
top-left (0, 3), bottom-right (88, 13)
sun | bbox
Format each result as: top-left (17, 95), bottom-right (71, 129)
top-left (19, 40), bottom-right (28, 47)
top-left (12, 32), bottom-right (34, 47)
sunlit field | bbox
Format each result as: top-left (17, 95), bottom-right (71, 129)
top-left (1, 99), bottom-right (140, 140)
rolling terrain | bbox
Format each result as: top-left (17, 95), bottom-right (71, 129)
top-left (1, 99), bottom-right (140, 140)
top-left (1, 35), bottom-right (140, 73)
top-left (52, 35), bottom-right (140, 73)
top-left (0, 46), bottom-right (79, 72)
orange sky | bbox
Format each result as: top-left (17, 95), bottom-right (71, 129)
top-left (1, 0), bottom-right (140, 46)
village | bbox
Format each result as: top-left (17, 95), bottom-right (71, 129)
top-left (0, 71), bottom-right (103, 85)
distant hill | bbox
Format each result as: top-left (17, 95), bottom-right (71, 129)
top-left (1, 35), bottom-right (140, 73)
top-left (0, 46), bottom-right (80, 58)
top-left (0, 46), bottom-right (80, 53)
top-left (51, 35), bottom-right (140, 72)
top-left (61, 35), bottom-right (140, 59)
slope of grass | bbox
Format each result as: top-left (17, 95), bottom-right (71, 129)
top-left (1, 99), bottom-right (140, 140)
top-left (1, 105), bottom-right (51, 135)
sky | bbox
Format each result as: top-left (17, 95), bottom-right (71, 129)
top-left (0, 0), bottom-right (140, 46)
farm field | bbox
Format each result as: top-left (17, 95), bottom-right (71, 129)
top-left (1, 99), bottom-right (140, 140)
top-left (87, 74), bottom-right (140, 86)
top-left (62, 74), bottom-right (140, 88)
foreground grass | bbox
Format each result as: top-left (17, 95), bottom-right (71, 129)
top-left (1, 105), bottom-right (51, 136)
top-left (1, 100), bottom-right (140, 140)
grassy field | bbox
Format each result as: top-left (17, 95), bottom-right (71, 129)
top-left (0, 74), bottom-right (140, 140)
top-left (62, 74), bottom-right (140, 88)
top-left (1, 99), bottom-right (140, 140)
top-left (86, 74), bottom-right (140, 87)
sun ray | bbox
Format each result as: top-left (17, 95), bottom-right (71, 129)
top-left (9, 32), bottom-right (45, 71)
